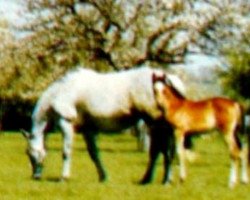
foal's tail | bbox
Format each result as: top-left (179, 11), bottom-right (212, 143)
top-left (243, 111), bottom-right (250, 162)
top-left (239, 105), bottom-right (246, 135)
top-left (237, 104), bottom-right (250, 162)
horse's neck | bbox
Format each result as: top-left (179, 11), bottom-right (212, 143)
top-left (30, 133), bottom-right (45, 151)
top-left (31, 121), bottom-right (46, 151)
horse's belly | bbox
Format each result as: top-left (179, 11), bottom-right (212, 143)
top-left (84, 94), bottom-right (132, 117)
top-left (81, 115), bottom-right (138, 132)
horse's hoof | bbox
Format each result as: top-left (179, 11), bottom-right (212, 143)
top-left (162, 180), bottom-right (172, 186)
top-left (32, 174), bottom-right (42, 180)
top-left (139, 179), bottom-right (151, 185)
top-left (162, 182), bottom-right (172, 188)
top-left (99, 176), bottom-right (108, 183)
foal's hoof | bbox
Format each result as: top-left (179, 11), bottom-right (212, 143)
top-left (241, 178), bottom-right (249, 185)
top-left (179, 177), bottom-right (186, 183)
top-left (60, 176), bottom-right (70, 182)
top-left (228, 180), bottom-right (238, 189)
top-left (228, 183), bottom-right (236, 189)
top-left (241, 180), bottom-right (249, 185)
top-left (139, 178), bottom-right (151, 185)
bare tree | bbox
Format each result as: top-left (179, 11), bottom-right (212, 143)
top-left (24, 0), bottom-right (249, 65)
top-left (0, 0), bottom-right (249, 101)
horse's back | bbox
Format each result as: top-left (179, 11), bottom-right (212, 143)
top-left (34, 67), bottom-right (162, 126)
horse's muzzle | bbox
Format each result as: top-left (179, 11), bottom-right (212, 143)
top-left (29, 155), bottom-right (43, 180)
top-left (32, 164), bottom-right (43, 180)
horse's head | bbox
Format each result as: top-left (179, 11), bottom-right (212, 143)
top-left (21, 129), bottom-right (46, 180)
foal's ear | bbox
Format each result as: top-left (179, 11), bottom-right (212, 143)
top-left (20, 129), bottom-right (32, 139)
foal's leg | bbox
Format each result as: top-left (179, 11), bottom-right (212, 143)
top-left (59, 118), bottom-right (74, 180)
top-left (83, 132), bottom-right (107, 182)
top-left (224, 131), bottom-right (242, 188)
top-left (175, 130), bottom-right (186, 182)
top-left (236, 132), bottom-right (249, 184)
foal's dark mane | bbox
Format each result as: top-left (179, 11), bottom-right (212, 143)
top-left (168, 84), bottom-right (186, 100)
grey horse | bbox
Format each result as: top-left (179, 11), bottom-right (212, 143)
top-left (22, 66), bottom-right (185, 183)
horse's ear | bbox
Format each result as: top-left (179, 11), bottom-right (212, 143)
top-left (20, 129), bottom-right (32, 139)
top-left (152, 73), bottom-right (157, 83)
top-left (152, 72), bottom-right (166, 84)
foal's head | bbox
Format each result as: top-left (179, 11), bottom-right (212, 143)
top-left (152, 73), bottom-right (186, 109)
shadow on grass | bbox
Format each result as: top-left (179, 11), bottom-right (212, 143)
top-left (45, 177), bottom-right (69, 183)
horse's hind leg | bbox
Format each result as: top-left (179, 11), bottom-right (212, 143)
top-left (83, 131), bottom-right (107, 182)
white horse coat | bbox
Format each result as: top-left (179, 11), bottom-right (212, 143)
top-left (23, 66), bottom-right (184, 181)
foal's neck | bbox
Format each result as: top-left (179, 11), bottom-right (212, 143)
top-left (164, 87), bottom-right (184, 105)
top-left (161, 87), bottom-right (185, 117)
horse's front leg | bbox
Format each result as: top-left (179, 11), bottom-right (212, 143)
top-left (175, 130), bottom-right (186, 182)
top-left (162, 134), bottom-right (175, 185)
top-left (224, 132), bottom-right (243, 188)
top-left (140, 135), bottom-right (160, 184)
top-left (83, 132), bottom-right (107, 182)
top-left (59, 118), bottom-right (74, 180)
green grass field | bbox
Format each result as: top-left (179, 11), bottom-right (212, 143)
top-left (0, 132), bottom-right (249, 200)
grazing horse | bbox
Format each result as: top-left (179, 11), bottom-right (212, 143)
top-left (22, 66), bottom-right (184, 182)
top-left (153, 74), bottom-right (249, 188)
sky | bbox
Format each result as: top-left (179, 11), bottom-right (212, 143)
top-left (0, 0), bottom-right (26, 26)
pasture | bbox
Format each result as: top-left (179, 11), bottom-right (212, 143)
top-left (0, 132), bottom-right (249, 200)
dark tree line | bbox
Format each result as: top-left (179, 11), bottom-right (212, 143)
top-left (0, 0), bottom-right (249, 130)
